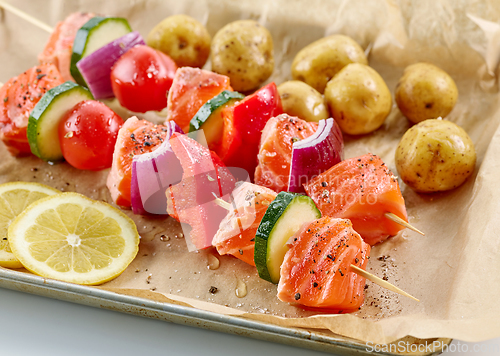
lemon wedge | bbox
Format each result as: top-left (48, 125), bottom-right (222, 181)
top-left (0, 182), bottom-right (60, 268)
top-left (8, 192), bottom-right (139, 285)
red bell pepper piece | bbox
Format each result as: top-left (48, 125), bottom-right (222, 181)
top-left (166, 132), bottom-right (236, 250)
top-left (216, 82), bottom-right (283, 181)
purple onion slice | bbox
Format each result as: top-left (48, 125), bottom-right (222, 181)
top-left (77, 31), bottom-right (145, 99)
top-left (288, 118), bottom-right (344, 193)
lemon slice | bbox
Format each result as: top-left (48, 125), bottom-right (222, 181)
top-left (0, 182), bottom-right (60, 268)
top-left (8, 192), bottom-right (139, 285)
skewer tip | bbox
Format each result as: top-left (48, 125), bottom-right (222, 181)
top-left (211, 192), bottom-right (232, 211)
top-left (385, 212), bottom-right (425, 236)
top-left (350, 264), bottom-right (420, 302)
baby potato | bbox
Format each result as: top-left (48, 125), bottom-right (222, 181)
top-left (277, 81), bottom-right (329, 122)
top-left (324, 63), bottom-right (391, 135)
top-left (395, 62), bottom-right (458, 124)
top-left (395, 119), bottom-right (475, 193)
top-left (291, 34), bottom-right (367, 94)
top-left (211, 20), bottom-right (274, 92)
top-left (146, 14), bottom-right (211, 68)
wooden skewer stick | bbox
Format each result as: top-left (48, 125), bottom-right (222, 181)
top-left (385, 212), bottom-right (425, 236)
top-left (214, 194), bottom-right (419, 302)
top-left (350, 264), bottom-right (419, 302)
top-left (0, 0), bottom-right (53, 33)
top-left (212, 192), bottom-right (233, 211)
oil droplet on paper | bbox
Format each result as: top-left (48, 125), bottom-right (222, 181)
top-left (207, 254), bottom-right (220, 270)
top-left (235, 278), bottom-right (247, 298)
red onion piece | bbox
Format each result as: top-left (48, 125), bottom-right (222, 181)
top-left (288, 118), bottom-right (344, 193)
top-left (130, 122), bottom-right (184, 215)
top-left (77, 31), bottom-right (145, 99)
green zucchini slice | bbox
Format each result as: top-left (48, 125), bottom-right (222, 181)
top-left (70, 17), bottom-right (132, 86)
top-left (189, 90), bottom-right (244, 145)
top-left (27, 81), bottom-right (93, 162)
top-left (254, 192), bottom-right (321, 284)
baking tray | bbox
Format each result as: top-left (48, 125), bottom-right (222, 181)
top-left (0, 267), bottom-right (451, 356)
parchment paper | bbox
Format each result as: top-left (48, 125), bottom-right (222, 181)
top-left (1, 0), bottom-right (500, 346)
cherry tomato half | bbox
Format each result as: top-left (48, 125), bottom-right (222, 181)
top-left (110, 45), bottom-right (177, 113)
top-left (58, 100), bottom-right (124, 171)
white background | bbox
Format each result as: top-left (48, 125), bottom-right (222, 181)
top-left (0, 287), bottom-right (498, 356)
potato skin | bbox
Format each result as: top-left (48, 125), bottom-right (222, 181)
top-left (324, 63), bottom-right (391, 135)
top-left (277, 81), bottom-right (328, 122)
top-left (395, 119), bottom-right (475, 193)
top-left (146, 14), bottom-right (211, 68)
top-left (210, 20), bottom-right (274, 92)
top-left (291, 34), bottom-right (367, 94)
top-left (395, 62), bottom-right (458, 124)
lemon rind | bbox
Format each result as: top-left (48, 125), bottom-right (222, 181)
top-left (0, 182), bottom-right (60, 268)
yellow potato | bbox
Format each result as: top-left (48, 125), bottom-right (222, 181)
top-left (291, 34), bottom-right (367, 93)
top-left (277, 81), bottom-right (329, 122)
top-left (395, 62), bottom-right (458, 124)
top-left (146, 14), bottom-right (211, 68)
top-left (324, 63), bottom-right (391, 135)
top-left (395, 119), bottom-right (476, 193)
top-left (211, 20), bottom-right (274, 92)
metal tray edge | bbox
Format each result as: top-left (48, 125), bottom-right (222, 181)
top-left (0, 267), bottom-right (449, 356)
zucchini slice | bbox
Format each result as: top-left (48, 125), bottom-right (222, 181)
top-left (254, 192), bottom-right (321, 284)
top-left (189, 90), bottom-right (244, 145)
top-left (70, 17), bottom-right (132, 86)
top-left (27, 81), bottom-right (93, 162)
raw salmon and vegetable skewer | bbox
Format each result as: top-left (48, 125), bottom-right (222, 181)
top-left (211, 162), bottom-right (420, 310)
top-left (212, 191), bottom-right (420, 305)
